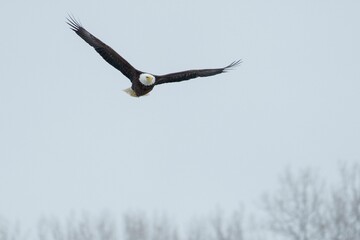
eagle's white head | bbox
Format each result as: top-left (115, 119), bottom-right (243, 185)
top-left (139, 73), bottom-right (155, 86)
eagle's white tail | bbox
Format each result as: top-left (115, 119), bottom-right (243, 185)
top-left (123, 88), bottom-right (150, 97)
top-left (123, 88), bottom-right (138, 97)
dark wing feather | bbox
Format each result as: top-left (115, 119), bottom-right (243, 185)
top-left (154, 60), bottom-right (241, 85)
top-left (66, 15), bottom-right (139, 82)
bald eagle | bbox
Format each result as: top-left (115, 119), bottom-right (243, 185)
top-left (66, 16), bottom-right (241, 97)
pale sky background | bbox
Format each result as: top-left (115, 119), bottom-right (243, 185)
top-left (1, 0), bottom-right (360, 228)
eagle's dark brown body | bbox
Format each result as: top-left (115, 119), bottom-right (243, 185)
top-left (132, 79), bottom-right (154, 96)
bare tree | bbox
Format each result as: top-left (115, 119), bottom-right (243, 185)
top-left (37, 213), bottom-right (117, 240)
top-left (210, 208), bottom-right (245, 240)
top-left (123, 209), bottom-right (245, 240)
top-left (0, 218), bottom-right (24, 240)
top-left (150, 215), bottom-right (178, 240)
top-left (262, 163), bottom-right (360, 240)
top-left (123, 212), bottom-right (178, 240)
top-left (325, 162), bottom-right (360, 240)
top-left (187, 217), bottom-right (210, 240)
top-left (262, 168), bottom-right (326, 240)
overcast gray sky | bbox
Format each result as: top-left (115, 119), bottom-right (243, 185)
top-left (1, 0), bottom-right (359, 227)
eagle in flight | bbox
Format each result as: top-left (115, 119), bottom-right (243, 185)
top-left (66, 16), bottom-right (241, 97)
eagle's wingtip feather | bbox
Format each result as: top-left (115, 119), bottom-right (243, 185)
top-left (66, 14), bottom-right (82, 31)
top-left (223, 59), bottom-right (242, 72)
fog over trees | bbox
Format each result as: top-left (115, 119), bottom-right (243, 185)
top-left (1, 163), bottom-right (359, 240)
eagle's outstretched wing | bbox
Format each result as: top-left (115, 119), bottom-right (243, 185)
top-left (154, 60), bottom-right (241, 85)
top-left (66, 15), bottom-right (139, 82)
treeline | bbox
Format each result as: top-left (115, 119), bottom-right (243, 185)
top-left (1, 162), bottom-right (359, 240)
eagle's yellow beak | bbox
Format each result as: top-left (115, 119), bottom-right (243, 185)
top-left (146, 76), bottom-right (153, 84)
